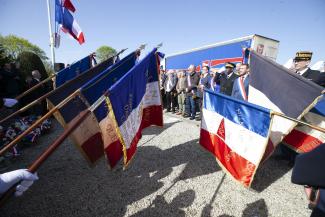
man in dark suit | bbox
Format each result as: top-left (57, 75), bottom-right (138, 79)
top-left (294, 51), bottom-right (325, 87)
top-left (219, 62), bottom-right (238, 96)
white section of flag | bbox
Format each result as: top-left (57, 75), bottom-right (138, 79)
top-left (201, 108), bottom-right (268, 165)
top-left (248, 85), bottom-right (296, 145)
top-left (143, 81), bottom-right (161, 108)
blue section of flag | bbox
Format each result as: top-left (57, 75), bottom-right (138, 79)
top-left (203, 89), bottom-right (271, 138)
top-left (55, 0), bottom-right (63, 25)
top-left (310, 95), bottom-right (325, 116)
top-left (108, 48), bottom-right (158, 127)
top-left (55, 55), bottom-right (91, 87)
top-left (250, 51), bottom-right (323, 118)
top-left (166, 39), bottom-right (251, 69)
top-left (81, 52), bottom-right (136, 106)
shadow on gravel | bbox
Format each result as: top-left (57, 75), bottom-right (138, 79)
top-left (217, 199), bottom-right (268, 217)
top-left (251, 146), bottom-right (292, 192)
top-left (1, 137), bottom-right (220, 217)
top-left (142, 120), bottom-right (180, 136)
top-left (130, 190), bottom-right (196, 217)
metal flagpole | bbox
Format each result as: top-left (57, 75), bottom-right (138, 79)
top-left (46, 0), bottom-right (56, 69)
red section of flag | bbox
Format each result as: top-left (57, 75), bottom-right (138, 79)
top-left (141, 105), bottom-right (163, 129)
top-left (105, 140), bottom-right (123, 168)
top-left (81, 132), bottom-right (104, 164)
top-left (200, 128), bottom-right (255, 187)
top-left (63, 0), bottom-right (76, 12)
top-left (283, 129), bottom-right (322, 153)
top-left (124, 105), bottom-right (163, 165)
top-left (78, 32), bottom-right (85, 45)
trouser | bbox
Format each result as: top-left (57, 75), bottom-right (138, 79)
top-left (166, 91), bottom-right (177, 112)
top-left (177, 92), bottom-right (186, 114)
top-left (161, 89), bottom-right (167, 109)
top-left (186, 95), bottom-right (196, 118)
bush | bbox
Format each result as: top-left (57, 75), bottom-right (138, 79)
top-left (17, 51), bottom-right (48, 81)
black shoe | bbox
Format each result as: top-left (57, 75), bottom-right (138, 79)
top-left (172, 110), bottom-right (176, 114)
top-left (183, 114), bottom-right (189, 118)
top-left (195, 118), bottom-right (201, 121)
top-left (189, 117), bottom-right (195, 120)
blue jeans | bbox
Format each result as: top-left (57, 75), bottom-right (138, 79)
top-left (186, 96), bottom-right (196, 118)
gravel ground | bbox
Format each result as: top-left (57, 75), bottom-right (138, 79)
top-left (0, 113), bottom-right (311, 217)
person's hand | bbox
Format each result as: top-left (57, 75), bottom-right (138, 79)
top-left (0, 169), bottom-right (38, 196)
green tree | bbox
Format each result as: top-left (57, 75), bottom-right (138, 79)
top-left (95, 45), bottom-right (116, 63)
top-left (17, 51), bottom-right (48, 81)
top-left (0, 34), bottom-right (48, 61)
top-left (0, 43), bottom-right (13, 67)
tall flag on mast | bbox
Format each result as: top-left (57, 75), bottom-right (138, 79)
top-left (55, 0), bottom-right (85, 45)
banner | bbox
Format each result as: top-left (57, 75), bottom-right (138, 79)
top-left (283, 96), bottom-right (325, 153)
top-left (200, 90), bottom-right (272, 187)
top-left (55, 55), bottom-right (93, 87)
top-left (248, 51), bottom-right (324, 159)
top-left (78, 51), bottom-right (138, 167)
top-left (107, 48), bottom-right (163, 167)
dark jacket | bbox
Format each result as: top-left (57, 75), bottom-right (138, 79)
top-left (219, 72), bottom-right (238, 96)
top-left (303, 68), bottom-right (325, 87)
top-left (292, 144), bottom-right (325, 216)
top-left (185, 72), bottom-right (200, 95)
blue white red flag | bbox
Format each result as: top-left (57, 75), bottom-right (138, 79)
top-left (107, 48), bottom-right (163, 167)
top-left (200, 89), bottom-right (272, 187)
top-left (248, 51), bottom-right (323, 159)
top-left (283, 96), bottom-right (325, 153)
top-left (55, 0), bottom-right (85, 44)
top-left (80, 52), bottom-right (137, 168)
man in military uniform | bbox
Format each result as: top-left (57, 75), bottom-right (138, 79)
top-left (294, 51), bottom-right (325, 87)
top-left (218, 62), bottom-right (238, 96)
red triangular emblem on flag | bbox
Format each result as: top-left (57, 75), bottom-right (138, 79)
top-left (217, 118), bottom-right (225, 140)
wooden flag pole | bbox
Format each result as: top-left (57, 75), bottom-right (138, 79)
top-left (15, 75), bottom-right (55, 100)
top-left (271, 111), bottom-right (325, 134)
top-left (0, 90), bottom-right (80, 156)
top-left (0, 49), bottom-right (127, 124)
top-left (0, 94), bottom-right (106, 207)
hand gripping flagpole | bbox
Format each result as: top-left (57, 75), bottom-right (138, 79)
top-left (46, 0), bottom-right (56, 69)
top-left (0, 94), bottom-right (107, 208)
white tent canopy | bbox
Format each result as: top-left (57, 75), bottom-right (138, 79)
top-left (311, 61), bottom-right (325, 72)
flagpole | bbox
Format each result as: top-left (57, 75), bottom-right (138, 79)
top-left (271, 111), bottom-right (325, 134)
top-left (46, 0), bottom-right (56, 69)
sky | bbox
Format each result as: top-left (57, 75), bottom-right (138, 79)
top-left (0, 0), bottom-right (324, 65)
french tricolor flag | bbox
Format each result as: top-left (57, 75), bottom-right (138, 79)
top-left (283, 97), bottom-right (325, 153)
top-left (107, 48), bottom-right (163, 167)
top-left (200, 89), bottom-right (272, 187)
top-left (55, 0), bottom-right (85, 45)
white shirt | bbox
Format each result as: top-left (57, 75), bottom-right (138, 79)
top-left (297, 68), bottom-right (308, 76)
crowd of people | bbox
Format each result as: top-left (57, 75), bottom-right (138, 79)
top-left (159, 51), bottom-right (325, 217)
top-left (159, 61), bottom-right (250, 121)
top-left (0, 61), bottom-right (52, 161)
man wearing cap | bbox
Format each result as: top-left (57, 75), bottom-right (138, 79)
top-left (219, 62), bottom-right (238, 96)
top-left (294, 51), bottom-right (325, 87)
